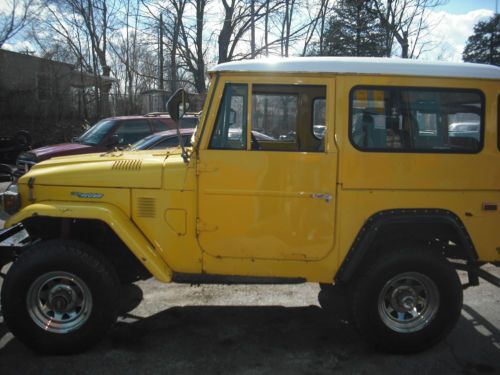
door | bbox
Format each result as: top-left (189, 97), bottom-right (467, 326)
top-left (197, 77), bottom-right (337, 261)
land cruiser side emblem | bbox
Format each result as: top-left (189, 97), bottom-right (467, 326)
top-left (71, 192), bottom-right (104, 199)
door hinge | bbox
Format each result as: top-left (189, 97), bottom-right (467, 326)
top-left (196, 218), bottom-right (218, 234)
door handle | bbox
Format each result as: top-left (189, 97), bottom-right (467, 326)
top-left (311, 193), bottom-right (332, 203)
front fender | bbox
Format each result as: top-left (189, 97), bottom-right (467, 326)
top-left (6, 201), bottom-right (173, 282)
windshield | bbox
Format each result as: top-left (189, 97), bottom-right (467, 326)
top-left (130, 133), bottom-right (158, 150)
top-left (78, 120), bottom-right (116, 146)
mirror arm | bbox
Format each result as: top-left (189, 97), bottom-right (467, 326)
top-left (168, 88), bottom-right (190, 164)
top-left (177, 91), bottom-right (189, 163)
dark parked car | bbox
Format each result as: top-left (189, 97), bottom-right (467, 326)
top-left (131, 128), bottom-right (279, 152)
top-left (15, 114), bottom-right (198, 177)
top-left (0, 130), bottom-right (31, 164)
top-left (131, 128), bottom-right (195, 150)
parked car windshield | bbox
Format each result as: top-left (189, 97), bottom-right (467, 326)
top-left (77, 120), bottom-right (116, 146)
top-left (130, 133), bottom-right (161, 150)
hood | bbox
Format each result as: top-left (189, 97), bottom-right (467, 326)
top-left (18, 150), bottom-right (177, 189)
top-left (31, 142), bottom-right (97, 161)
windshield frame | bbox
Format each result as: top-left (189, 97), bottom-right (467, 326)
top-left (193, 74), bottom-right (219, 151)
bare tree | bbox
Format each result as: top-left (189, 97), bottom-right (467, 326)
top-left (369, 0), bottom-right (446, 58)
top-left (280, 0), bottom-right (295, 56)
top-left (218, 0), bottom-right (281, 63)
top-left (250, 0), bottom-right (256, 58)
top-left (166, 0), bottom-right (187, 92)
top-left (264, 0), bottom-right (270, 56)
top-left (301, 0), bottom-right (331, 56)
top-left (142, 0), bottom-right (187, 91)
top-left (31, 3), bottom-right (95, 117)
top-left (108, 0), bottom-right (142, 113)
top-left (0, 0), bottom-right (35, 48)
top-left (179, 0), bottom-right (209, 94)
top-left (42, 0), bottom-right (119, 116)
top-left (259, 0), bottom-right (318, 58)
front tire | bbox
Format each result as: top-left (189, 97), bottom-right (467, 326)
top-left (352, 245), bottom-right (463, 353)
top-left (1, 239), bottom-right (120, 354)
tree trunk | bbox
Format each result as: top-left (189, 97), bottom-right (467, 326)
top-left (264, 0), bottom-right (269, 56)
top-left (401, 32), bottom-right (409, 58)
top-left (159, 13), bottom-right (164, 90)
top-left (218, 0), bottom-right (234, 63)
top-left (251, 0), bottom-right (256, 58)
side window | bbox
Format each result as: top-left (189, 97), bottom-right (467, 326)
top-left (350, 87), bottom-right (484, 153)
top-left (114, 120), bottom-right (151, 146)
top-left (152, 120), bottom-right (168, 132)
top-left (251, 85), bottom-right (326, 152)
top-left (209, 84), bottom-right (247, 150)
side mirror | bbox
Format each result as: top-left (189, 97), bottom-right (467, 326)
top-left (0, 164), bottom-right (13, 182)
top-left (107, 134), bottom-right (120, 148)
top-left (167, 88), bottom-right (187, 121)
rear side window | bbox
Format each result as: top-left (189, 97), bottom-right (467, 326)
top-left (349, 87), bottom-right (484, 153)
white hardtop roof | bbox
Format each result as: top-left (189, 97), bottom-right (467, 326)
top-left (210, 57), bottom-right (500, 80)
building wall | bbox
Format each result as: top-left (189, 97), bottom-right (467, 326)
top-left (0, 49), bottom-right (77, 120)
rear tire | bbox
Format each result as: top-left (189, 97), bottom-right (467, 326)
top-left (352, 245), bottom-right (462, 353)
top-left (1, 239), bottom-right (120, 354)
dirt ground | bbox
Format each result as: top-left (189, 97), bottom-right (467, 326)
top-left (0, 181), bottom-right (499, 374)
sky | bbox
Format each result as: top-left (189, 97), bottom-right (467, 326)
top-left (417, 0), bottom-right (496, 61)
top-left (439, 0), bottom-right (497, 14)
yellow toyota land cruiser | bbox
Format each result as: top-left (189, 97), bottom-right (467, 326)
top-left (1, 57), bottom-right (499, 354)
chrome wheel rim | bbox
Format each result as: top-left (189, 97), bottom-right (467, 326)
top-left (378, 272), bottom-right (439, 333)
top-left (27, 271), bottom-right (93, 334)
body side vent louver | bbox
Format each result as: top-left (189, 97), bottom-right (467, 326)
top-left (112, 160), bottom-right (142, 171)
top-left (136, 197), bottom-right (156, 218)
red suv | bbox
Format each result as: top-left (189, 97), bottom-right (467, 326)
top-left (15, 114), bottom-right (198, 176)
